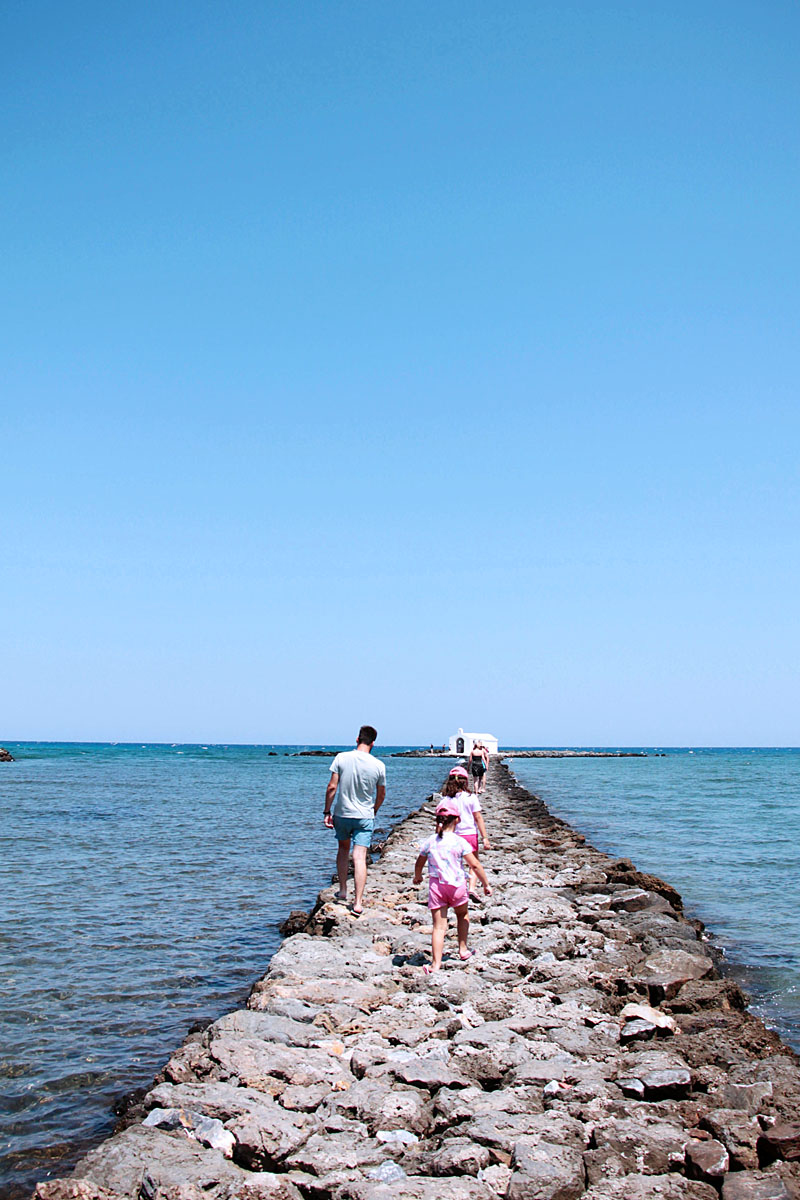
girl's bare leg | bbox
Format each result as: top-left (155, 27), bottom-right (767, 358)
top-left (469, 852), bottom-right (479, 893)
top-left (454, 902), bottom-right (471, 958)
top-left (430, 907), bottom-right (448, 970)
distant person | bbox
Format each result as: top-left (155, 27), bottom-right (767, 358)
top-left (441, 771), bottom-right (491, 896)
top-left (413, 797), bottom-right (491, 973)
top-left (469, 741), bottom-right (489, 794)
top-left (323, 725), bottom-right (386, 917)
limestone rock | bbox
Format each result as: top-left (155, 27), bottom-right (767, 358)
top-left (702, 1108), bottom-right (762, 1170)
top-left (685, 1137), bottom-right (730, 1181)
top-left (758, 1121), bottom-right (800, 1163)
top-left (334, 1176), bottom-right (497, 1199)
top-left (34, 1184), bottom-right (124, 1200)
top-left (209, 1009), bottom-right (321, 1047)
top-left (429, 1138), bottom-right (491, 1176)
top-left (582, 1173), bottom-right (718, 1198)
top-left (617, 1049), bottom-right (693, 1100)
top-left (638, 948), bottom-right (715, 1001)
top-left (620, 1002), bottom-right (680, 1034)
top-left (71, 1125), bottom-right (249, 1198)
top-left (715, 1080), bottom-right (774, 1112)
top-left (144, 1081), bottom-right (312, 1169)
top-left (284, 1131), bottom-right (386, 1175)
top-left (391, 1057), bottom-right (470, 1091)
top-left (141, 1109), bottom-right (235, 1158)
top-left (332, 1077), bottom-right (434, 1134)
top-left (721, 1171), bottom-right (792, 1199)
top-left (586, 1115), bottom-right (690, 1178)
top-left (507, 1139), bottom-right (585, 1200)
top-left (611, 888), bottom-right (677, 916)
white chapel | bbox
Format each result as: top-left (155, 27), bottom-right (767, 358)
top-left (448, 728), bottom-right (499, 756)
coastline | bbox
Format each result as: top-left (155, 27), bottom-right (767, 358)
top-left (36, 761), bottom-right (800, 1200)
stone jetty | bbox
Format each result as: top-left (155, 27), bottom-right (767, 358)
top-left (0, 746), bottom-right (14, 761)
top-left (36, 763), bottom-right (800, 1200)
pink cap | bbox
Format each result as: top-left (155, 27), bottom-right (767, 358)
top-left (435, 797), bottom-right (460, 818)
top-left (448, 766), bottom-right (469, 778)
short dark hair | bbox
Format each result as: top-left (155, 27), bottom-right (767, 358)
top-left (358, 725), bottom-right (378, 746)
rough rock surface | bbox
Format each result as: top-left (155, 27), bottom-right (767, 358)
top-left (38, 762), bottom-right (800, 1200)
top-left (0, 745), bottom-right (14, 761)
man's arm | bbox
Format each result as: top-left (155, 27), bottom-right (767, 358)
top-left (324, 772), bottom-right (338, 828)
top-left (374, 784), bottom-right (385, 814)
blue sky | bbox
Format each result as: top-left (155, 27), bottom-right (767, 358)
top-left (3, 1), bottom-right (798, 745)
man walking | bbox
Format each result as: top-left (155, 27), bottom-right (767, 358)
top-left (323, 725), bottom-right (386, 916)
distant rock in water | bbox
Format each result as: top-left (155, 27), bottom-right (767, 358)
top-left (0, 747), bottom-right (13, 762)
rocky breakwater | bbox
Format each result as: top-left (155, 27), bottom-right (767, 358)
top-left (37, 764), bottom-right (800, 1200)
top-left (0, 746), bottom-right (14, 761)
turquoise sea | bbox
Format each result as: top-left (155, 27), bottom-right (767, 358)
top-left (1, 745), bottom-right (798, 1198)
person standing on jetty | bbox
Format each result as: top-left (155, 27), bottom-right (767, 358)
top-left (413, 797), bottom-right (492, 972)
top-left (469, 740), bottom-right (489, 794)
top-left (441, 769), bottom-right (491, 897)
top-left (323, 725), bottom-right (386, 917)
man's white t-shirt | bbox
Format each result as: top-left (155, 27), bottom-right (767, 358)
top-left (329, 749), bottom-right (386, 820)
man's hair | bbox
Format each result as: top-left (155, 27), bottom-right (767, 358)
top-left (358, 725), bottom-right (378, 746)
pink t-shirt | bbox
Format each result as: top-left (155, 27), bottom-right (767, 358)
top-left (454, 790), bottom-right (481, 837)
top-left (418, 831), bottom-right (472, 886)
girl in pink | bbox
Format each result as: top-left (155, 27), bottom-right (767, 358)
top-left (413, 798), bottom-right (491, 973)
top-left (441, 770), bottom-right (491, 897)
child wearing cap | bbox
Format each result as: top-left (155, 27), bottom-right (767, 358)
top-left (412, 797), bottom-right (492, 973)
top-left (442, 771), bottom-right (491, 898)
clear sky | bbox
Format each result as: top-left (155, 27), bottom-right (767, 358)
top-left (3, 1), bottom-right (798, 745)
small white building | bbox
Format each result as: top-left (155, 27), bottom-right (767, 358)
top-left (448, 728), bottom-right (499, 756)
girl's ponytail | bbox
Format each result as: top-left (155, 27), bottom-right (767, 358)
top-left (435, 812), bottom-right (458, 840)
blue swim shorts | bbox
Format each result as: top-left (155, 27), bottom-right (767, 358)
top-left (332, 815), bottom-right (374, 846)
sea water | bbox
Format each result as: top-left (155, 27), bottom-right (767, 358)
top-left (0, 744), bottom-right (446, 1199)
top-left (510, 748), bottom-right (800, 1051)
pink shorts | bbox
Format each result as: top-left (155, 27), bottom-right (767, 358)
top-left (460, 833), bottom-right (479, 854)
top-left (428, 878), bottom-right (469, 911)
